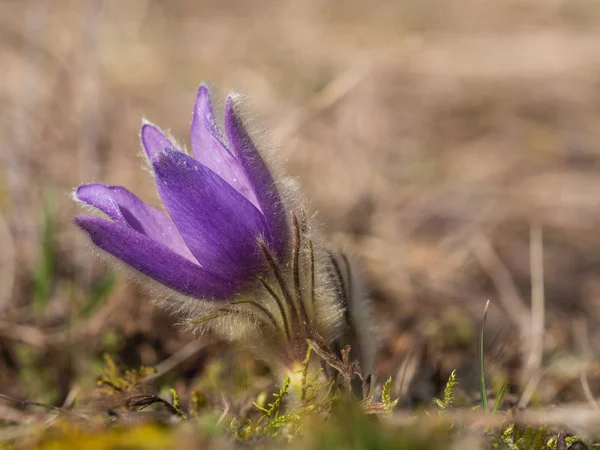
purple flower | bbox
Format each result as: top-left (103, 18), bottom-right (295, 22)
top-left (75, 86), bottom-right (288, 300)
top-left (73, 83), bottom-right (376, 378)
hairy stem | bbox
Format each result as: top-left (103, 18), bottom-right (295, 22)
top-left (292, 215), bottom-right (310, 328)
top-left (259, 240), bottom-right (301, 335)
top-left (328, 251), bottom-right (352, 328)
top-left (257, 277), bottom-right (292, 341)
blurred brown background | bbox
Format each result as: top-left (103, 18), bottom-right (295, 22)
top-left (2, 0), bottom-right (600, 408)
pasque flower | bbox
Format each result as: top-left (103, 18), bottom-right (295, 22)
top-left (74, 84), bottom-right (374, 374)
top-left (75, 86), bottom-right (288, 300)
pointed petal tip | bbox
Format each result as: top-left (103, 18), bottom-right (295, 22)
top-left (197, 83), bottom-right (209, 97)
top-left (74, 183), bottom-right (123, 209)
top-left (72, 185), bottom-right (85, 203)
top-left (140, 121), bottom-right (160, 138)
top-left (74, 182), bottom-right (105, 201)
top-left (223, 92), bottom-right (289, 260)
top-left (224, 92), bottom-right (240, 115)
top-left (73, 184), bottom-right (121, 221)
top-left (192, 84), bottom-right (218, 133)
top-left (197, 83), bottom-right (222, 105)
top-left (140, 123), bottom-right (176, 161)
top-left (75, 215), bottom-right (92, 235)
top-left (224, 92), bottom-right (251, 136)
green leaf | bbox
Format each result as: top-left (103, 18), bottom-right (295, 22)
top-left (492, 383), bottom-right (507, 413)
top-left (254, 375), bottom-right (290, 424)
top-left (381, 376), bottom-right (398, 414)
top-left (434, 369), bottom-right (458, 410)
top-left (169, 388), bottom-right (187, 419)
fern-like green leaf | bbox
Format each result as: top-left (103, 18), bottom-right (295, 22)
top-left (434, 369), bottom-right (458, 410)
top-left (254, 375), bottom-right (290, 425)
top-left (169, 388), bottom-right (187, 419)
top-left (381, 376), bottom-right (399, 414)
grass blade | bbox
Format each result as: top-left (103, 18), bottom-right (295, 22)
top-left (479, 300), bottom-right (490, 412)
top-left (492, 383), bottom-right (507, 413)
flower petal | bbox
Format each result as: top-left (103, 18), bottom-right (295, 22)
top-left (151, 149), bottom-right (271, 282)
top-left (190, 86), bottom-right (259, 207)
top-left (76, 216), bottom-right (234, 299)
top-left (224, 96), bottom-right (288, 260)
top-left (75, 183), bottom-right (196, 262)
top-left (141, 123), bottom-right (177, 160)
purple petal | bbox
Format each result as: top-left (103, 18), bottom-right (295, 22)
top-left (75, 183), bottom-right (196, 262)
top-left (141, 123), bottom-right (177, 160)
top-left (190, 86), bottom-right (259, 207)
top-left (151, 149), bottom-right (270, 282)
top-left (76, 216), bottom-right (235, 299)
top-left (224, 96), bottom-right (288, 260)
